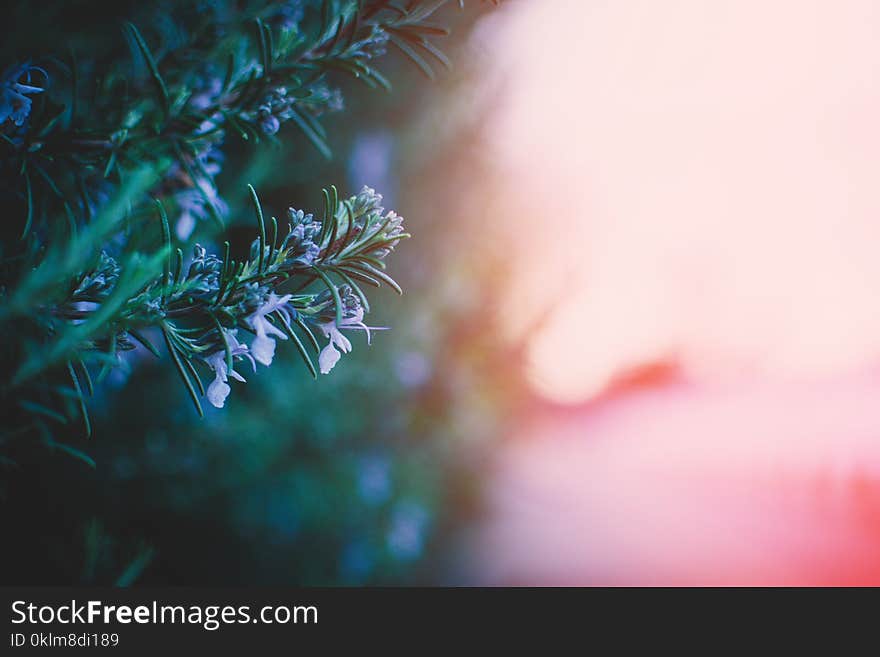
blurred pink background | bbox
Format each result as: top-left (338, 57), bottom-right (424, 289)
top-left (463, 0), bottom-right (880, 585)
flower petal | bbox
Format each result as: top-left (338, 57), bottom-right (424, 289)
top-left (262, 319), bottom-right (288, 340)
top-left (319, 343), bottom-right (342, 374)
top-left (251, 334), bottom-right (276, 366)
top-left (334, 331), bottom-right (353, 354)
top-left (205, 351), bottom-right (228, 379)
top-left (206, 378), bottom-right (231, 408)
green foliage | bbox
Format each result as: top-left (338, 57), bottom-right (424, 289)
top-left (0, 0), bottom-right (501, 585)
top-left (0, 0), bottom-right (488, 454)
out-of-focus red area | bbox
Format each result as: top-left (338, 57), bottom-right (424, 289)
top-left (468, 373), bottom-right (880, 585)
top-left (459, 0), bottom-right (880, 584)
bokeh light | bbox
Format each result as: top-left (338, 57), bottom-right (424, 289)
top-left (454, 0), bottom-right (880, 585)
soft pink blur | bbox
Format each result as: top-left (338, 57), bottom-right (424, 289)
top-left (465, 0), bottom-right (880, 584)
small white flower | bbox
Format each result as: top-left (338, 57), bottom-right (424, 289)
top-left (204, 351), bottom-right (246, 408)
top-left (318, 322), bottom-right (353, 374)
top-left (247, 293), bottom-right (293, 366)
top-left (202, 329), bottom-right (254, 408)
top-left (318, 338), bottom-right (343, 374)
top-left (317, 305), bottom-right (386, 375)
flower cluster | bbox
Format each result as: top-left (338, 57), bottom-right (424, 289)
top-left (72, 252), bottom-right (121, 299)
top-left (140, 186), bottom-right (408, 410)
top-left (279, 207), bottom-right (323, 267)
top-left (187, 244), bottom-right (224, 292)
top-left (203, 328), bottom-right (254, 408)
top-left (253, 82), bottom-right (343, 137)
top-left (254, 87), bottom-right (289, 136)
top-left (312, 285), bottom-right (383, 375)
top-left (197, 287), bottom-right (378, 408)
top-left (172, 146), bottom-right (228, 240)
top-left (247, 292), bottom-right (293, 367)
top-left (347, 186), bottom-right (407, 258)
top-left (349, 25), bottom-right (391, 61)
top-left (199, 292), bottom-right (291, 408)
top-left (296, 83), bottom-right (344, 116)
